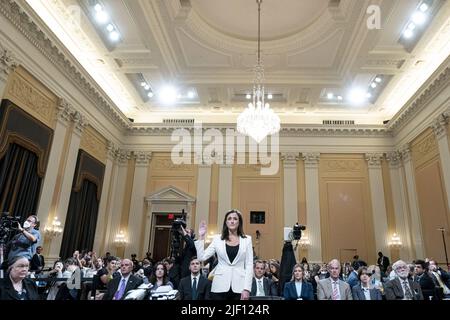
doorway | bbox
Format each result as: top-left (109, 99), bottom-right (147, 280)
top-left (149, 212), bottom-right (186, 262)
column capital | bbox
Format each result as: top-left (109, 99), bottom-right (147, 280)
top-left (399, 144), bottom-right (412, 162)
top-left (281, 152), bottom-right (299, 168)
top-left (56, 98), bottom-right (74, 125)
top-left (117, 149), bottom-right (132, 165)
top-left (71, 111), bottom-right (88, 136)
top-left (0, 45), bottom-right (19, 80)
top-left (386, 151), bottom-right (402, 168)
top-left (302, 152), bottom-right (320, 167)
top-left (365, 153), bottom-right (384, 168)
top-left (134, 151), bottom-right (152, 166)
top-left (431, 114), bottom-right (449, 140)
top-left (106, 141), bottom-right (119, 161)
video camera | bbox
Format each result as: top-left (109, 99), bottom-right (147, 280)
top-left (170, 218), bottom-right (187, 259)
top-left (0, 212), bottom-right (21, 244)
top-left (283, 222), bottom-right (306, 241)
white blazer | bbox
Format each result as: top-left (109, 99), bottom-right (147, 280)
top-left (195, 235), bottom-right (254, 293)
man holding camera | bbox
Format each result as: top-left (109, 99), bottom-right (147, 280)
top-left (7, 215), bottom-right (41, 262)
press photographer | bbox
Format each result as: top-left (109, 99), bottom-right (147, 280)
top-left (5, 215), bottom-right (41, 263)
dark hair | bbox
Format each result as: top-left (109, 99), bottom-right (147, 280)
top-left (254, 260), bottom-right (265, 268)
top-left (414, 259), bottom-right (428, 270)
top-left (7, 256), bottom-right (29, 272)
top-left (190, 256), bottom-right (199, 262)
top-left (28, 215), bottom-right (40, 229)
top-left (150, 262), bottom-right (169, 285)
top-left (357, 266), bottom-right (371, 279)
top-left (221, 209), bottom-right (246, 241)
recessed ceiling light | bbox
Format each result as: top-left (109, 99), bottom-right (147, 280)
top-left (144, 85), bottom-right (150, 90)
top-left (375, 77), bottom-right (382, 83)
top-left (147, 92), bottom-right (154, 98)
top-left (337, 95), bottom-right (343, 101)
top-left (412, 11), bottom-right (426, 25)
top-left (246, 94), bottom-right (251, 99)
top-left (140, 82), bottom-right (146, 87)
top-left (267, 94), bottom-right (273, 100)
top-left (403, 29), bottom-right (414, 39)
top-left (419, 3), bottom-right (429, 12)
top-left (159, 86), bottom-right (178, 104)
top-left (94, 4), bottom-right (102, 12)
top-left (371, 83), bottom-right (377, 88)
top-left (327, 93), bottom-right (334, 99)
top-left (187, 91), bottom-right (195, 99)
top-left (106, 24), bottom-right (114, 32)
top-left (407, 23), bottom-right (416, 30)
top-left (366, 92), bottom-right (372, 98)
top-left (109, 30), bottom-right (120, 42)
top-left (95, 10), bottom-right (109, 24)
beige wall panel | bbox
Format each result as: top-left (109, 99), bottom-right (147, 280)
top-left (120, 159), bottom-right (136, 227)
top-left (297, 159), bottom-right (307, 226)
top-left (415, 160), bottom-right (450, 263)
top-left (208, 164), bottom-right (219, 233)
top-left (319, 154), bottom-right (376, 263)
top-left (3, 66), bottom-right (57, 129)
top-left (80, 125), bottom-right (107, 164)
top-left (411, 128), bottom-right (439, 169)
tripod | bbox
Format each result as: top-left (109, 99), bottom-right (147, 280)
top-left (438, 227), bottom-right (449, 270)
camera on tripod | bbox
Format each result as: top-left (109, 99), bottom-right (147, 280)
top-left (0, 212), bottom-right (21, 244)
top-left (284, 222), bottom-right (306, 241)
top-left (170, 218), bottom-right (187, 259)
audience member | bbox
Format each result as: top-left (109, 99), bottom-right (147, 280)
top-left (317, 259), bottom-right (352, 300)
top-left (385, 260), bottom-right (423, 300)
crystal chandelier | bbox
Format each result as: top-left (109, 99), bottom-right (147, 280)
top-left (237, 0), bottom-right (280, 143)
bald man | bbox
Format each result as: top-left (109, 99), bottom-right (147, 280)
top-left (103, 259), bottom-right (143, 300)
top-left (317, 259), bottom-right (352, 300)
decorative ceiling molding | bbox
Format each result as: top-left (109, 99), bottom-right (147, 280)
top-left (0, 0), bottom-right (131, 131)
top-left (388, 62), bottom-right (450, 134)
top-left (126, 123), bottom-right (391, 137)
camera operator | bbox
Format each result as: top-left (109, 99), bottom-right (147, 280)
top-left (7, 215), bottom-right (41, 262)
top-left (179, 225), bottom-right (198, 278)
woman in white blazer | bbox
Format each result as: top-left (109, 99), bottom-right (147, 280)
top-left (195, 209), bottom-right (253, 300)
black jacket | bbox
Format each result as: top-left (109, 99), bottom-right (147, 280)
top-left (0, 276), bottom-right (40, 300)
top-left (385, 278), bottom-right (424, 300)
top-left (178, 275), bottom-right (211, 300)
top-left (30, 253), bottom-right (45, 273)
top-left (250, 277), bottom-right (279, 297)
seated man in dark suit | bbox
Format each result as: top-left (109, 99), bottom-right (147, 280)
top-left (413, 259), bottom-right (439, 300)
top-left (385, 260), bottom-right (423, 300)
top-left (251, 260), bottom-right (278, 297)
top-left (30, 246), bottom-right (45, 274)
top-left (178, 257), bottom-right (211, 300)
top-left (102, 259), bottom-right (143, 300)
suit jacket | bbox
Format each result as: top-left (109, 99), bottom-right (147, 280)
top-left (251, 277), bottom-right (278, 297)
top-left (30, 253), bottom-right (45, 273)
top-left (414, 273), bottom-right (437, 300)
top-left (283, 281), bottom-right (314, 300)
top-left (347, 271), bottom-right (359, 288)
top-left (102, 275), bottom-right (143, 300)
top-left (178, 274), bottom-right (211, 300)
top-left (195, 235), bottom-right (253, 293)
top-left (317, 278), bottom-right (353, 300)
top-left (0, 277), bottom-right (40, 300)
top-left (384, 278), bottom-right (424, 300)
top-left (351, 285), bottom-right (382, 300)
top-left (377, 256), bottom-right (390, 272)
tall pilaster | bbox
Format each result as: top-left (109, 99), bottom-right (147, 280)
top-left (282, 153), bottom-right (299, 227)
top-left (432, 114), bottom-right (450, 208)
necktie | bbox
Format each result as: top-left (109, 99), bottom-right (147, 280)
top-left (257, 280), bottom-right (264, 296)
top-left (332, 281), bottom-right (339, 300)
top-left (402, 280), bottom-right (413, 300)
top-left (432, 272), bottom-right (450, 294)
top-left (192, 277), bottom-right (198, 300)
top-left (114, 278), bottom-right (127, 300)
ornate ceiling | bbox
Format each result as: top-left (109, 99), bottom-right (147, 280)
top-left (23, 0), bottom-right (450, 125)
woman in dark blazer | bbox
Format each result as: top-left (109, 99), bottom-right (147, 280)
top-left (283, 264), bottom-right (314, 300)
top-left (351, 266), bottom-right (383, 300)
top-left (0, 256), bottom-right (40, 300)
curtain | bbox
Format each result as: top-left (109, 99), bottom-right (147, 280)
top-left (59, 179), bottom-right (99, 260)
top-left (0, 143), bottom-right (42, 221)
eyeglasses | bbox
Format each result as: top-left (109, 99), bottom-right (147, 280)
top-left (14, 264), bottom-right (30, 269)
top-left (395, 265), bottom-right (408, 270)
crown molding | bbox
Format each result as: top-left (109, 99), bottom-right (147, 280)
top-left (0, 0), bottom-right (131, 131)
top-left (388, 60), bottom-right (450, 134)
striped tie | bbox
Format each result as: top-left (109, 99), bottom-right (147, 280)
top-left (332, 281), bottom-right (339, 300)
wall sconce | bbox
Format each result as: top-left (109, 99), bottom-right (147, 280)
top-left (44, 217), bottom-right (63, 238)
top-left (114, 230), bottom-right (128, 247)
top-left (299, 234), bottom-right (311, 249)
top-left (388, 233), bottom-right (403, 249)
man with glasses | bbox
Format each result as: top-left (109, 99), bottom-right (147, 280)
top-left (385, 260), bottom-right (423, 300)
top-left (7, 215), bottom-right (41, 262)
top-left (102, 259), bottom-right (143, 300)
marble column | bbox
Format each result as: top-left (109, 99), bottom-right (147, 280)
top-left (195, 160), bottom-right (212, 232)
top-left (432, 114), bottom-right (450, 208)
top-left (302, 153), bottom-right (322, 263)
top-left (217, 154), bottom-right (233, 231)
top-left (93, 142), bottom-right (118, 255)
top-left (47, 110), bottom-right (88, 263)
top-left (37, 100), bottom-right (72, 227)
top-left (0, 44), bottom-right (19, 97)
top-left (401, 145), bottom-right (425, 259)
top-left (125, 151), bottom-right (152, 258)
top-left (282, 153), bottom-right (299, 227)
top-left (386, 152), bottom-right (413, 261)
top-left (365, 153), bottom-right (389, 255)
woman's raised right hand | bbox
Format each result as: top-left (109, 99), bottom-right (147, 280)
top-left (198, 220), bottom-right (207, 239)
